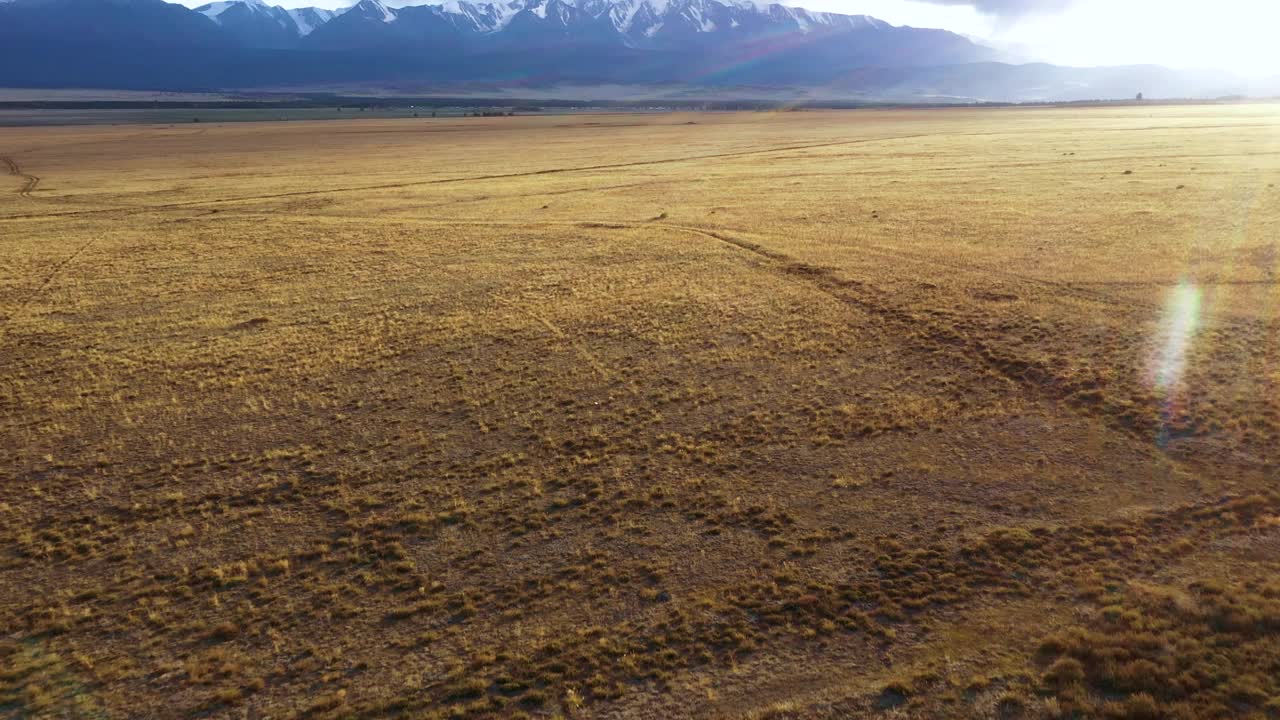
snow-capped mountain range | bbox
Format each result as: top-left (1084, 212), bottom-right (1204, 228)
top-left (191, 0), bottom-right (939, 54)
top-left (10, 0), bottom-right (1240, 100)
top-left (336, 0), bottom-right (891, 40)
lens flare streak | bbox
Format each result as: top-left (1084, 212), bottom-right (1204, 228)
top-left (1148, 281), bottom-right (1203, 392)
top-left (1146, 281), bottom-right (1204, 447)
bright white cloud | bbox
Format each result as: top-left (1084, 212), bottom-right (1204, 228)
top-left (1002, 0), bottom-right (1280, 75)
top-left (801, 0), bottom-right (1280, 76)
top-left (913, 0), bottom-right (1070, 19)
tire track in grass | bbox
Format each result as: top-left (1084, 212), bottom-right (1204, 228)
top-left (0, 238), bottom-right (97, 331)
top-left (436, 217), bottom-right (1175, 443)
top-left (244, 213), bottom-right (1273, 456)
top-left (360, 214), bottom-right (1150, 425)
top-left (0, 132), bottom-right (937, 222)
top-left (0, 133), bottom-right (920, 328)
top-left (650, 221), bottom-right (1275, 455)
top-left (654, 221), bottom-right (1153, 433)
top-left (4, 213), bottom-right (1259, 463)
top-left (1, 155), bottom-right (39, 198)
top-left (494, 297), bottom-right (617, 383)
top-left (657, 219), bottom-right (1276, 331)
top-left (0, 204), bottom-right (1247, 445)
top-left (3, 118), bottom-right (1270, 223)
top-left (0, 153), bottom-right (104, 335)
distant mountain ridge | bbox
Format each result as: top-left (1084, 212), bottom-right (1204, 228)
top-left (0, 0), bottom-right (1006, 89)
top-left (0, 0), bottom-right (1267, 100)
top-left (304, 0), bottom-right (894, 49)
top-left (186, 0), bottom-right (982, 63)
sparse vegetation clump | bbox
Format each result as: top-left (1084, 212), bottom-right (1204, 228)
top-left (1033, 573), bottom-right (1280, 719)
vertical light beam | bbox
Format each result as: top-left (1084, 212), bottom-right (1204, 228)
top-left (1147, 280), bottom-right (1204, 448)
top-left (1149, 280), bottom-right (1203, 392)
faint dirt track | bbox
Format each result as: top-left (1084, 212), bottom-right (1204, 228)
top-left (1, 154), bottom-right (39, 197)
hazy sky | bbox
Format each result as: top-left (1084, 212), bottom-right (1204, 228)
top-left (803, 0), bottom-right (1279, 75)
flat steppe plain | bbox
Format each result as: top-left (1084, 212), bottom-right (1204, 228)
top-left (2, 106), bottom-right (1279, 719)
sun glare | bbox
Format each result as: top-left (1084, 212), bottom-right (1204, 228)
top-left (991, 0), bottom-right (1280, 76)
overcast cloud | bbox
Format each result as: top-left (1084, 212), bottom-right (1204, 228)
top-left (915, 0), bottom-right (1072, 19)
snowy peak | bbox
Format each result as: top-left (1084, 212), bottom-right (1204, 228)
top-left (349, 0), bottom-right (397, 22)
top-left (197, 0), bottom-right (247, 21)
top-left (438, 0), bottom-right (519, 31)
top-left (195, 0), bottom-right (340, 42)
top-left (287, 6), bottom-right (334, 35)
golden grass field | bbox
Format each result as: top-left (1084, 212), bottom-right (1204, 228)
top-left (2, 105), bottom-right (1279, 719)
